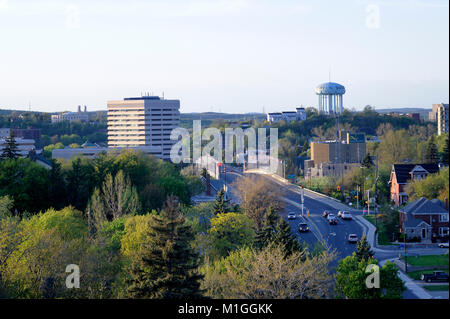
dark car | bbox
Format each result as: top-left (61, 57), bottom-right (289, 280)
top-left (322, 210), bottom-right (331, 218)
top-left (298, 223), bottom-right (309, 232)
top-left (287, 212), bottom-right (297, 220)
top-left (348, 234), bottom-right (358, 243)
top-left (421, 271), bottom-right (449, 283)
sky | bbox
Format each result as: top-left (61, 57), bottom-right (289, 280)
top-left (0, 0), bottom-right (448, 113)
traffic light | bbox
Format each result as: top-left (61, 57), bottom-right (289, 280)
top-left (354, 195), bottom-right (358, 199)
top-left (337, 186), bottom-right (341, 191)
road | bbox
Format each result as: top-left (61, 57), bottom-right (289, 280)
top-left (211, 166), bottom-right (447, 299)
top-left (213, 167), bottom-right (363, 267)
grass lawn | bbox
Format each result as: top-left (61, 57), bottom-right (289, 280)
top-left (407, 269), bottom-right (449, 281)
top-left (364, 215), bottom-right (392, 245)
top-left (401, 254), bottom-right (449, 267)
top-left (423, 285), bottom-right (449, 291)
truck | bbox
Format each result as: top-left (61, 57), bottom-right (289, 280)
top-left (421, 271), bottom-right (449, 283)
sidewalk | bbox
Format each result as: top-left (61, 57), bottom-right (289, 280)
top-left (380, 259), bottom-right (433, 299)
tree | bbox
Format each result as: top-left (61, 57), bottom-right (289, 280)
top-left (207, 212), bottom-right (255, 259)
top-left (202, 245), bottom-right (335, 299)
top-left (441, 136), bottom-right (449, 166)
top-left (1, 132), bottom-right (19, 159)
top-left (0, 195), bottom-right (14, 219)
top-left (356, 235), bottom-right (374, 261)
top-left (88, 170), bottom-right (141, 225)
top-left (254, 206), bottom-right (279, 249)
top-left (362, 154), bottom-right (373, 168)
top-left (125, 196), bottom-right (204, 299)
top-left (336, 253), bottom-right (404, 299)
top-left (424, 135), bottom-right (439, 164)
top-left (254, 207), bottom-right (302, 257)
top-left (233, 175), bottom-right (284, 230)
top-left (274, 218), bottom-right (303, 257)
top-left (212, 189), bottom-right (231, 215)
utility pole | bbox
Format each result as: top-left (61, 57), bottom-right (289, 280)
top-left (357, 185), bottom-right (359, 209)
top-left (367, 189), bottom-right (370, 215)
top-left (374, 155), bottom-right (379, 228)
top-left (404, 231), bottom-right (408, 273)
top-left (301, 185), bottom-right (305, 217)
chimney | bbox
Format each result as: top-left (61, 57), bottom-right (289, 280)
top-left (445, 197), bottom-right (448, 210)
top-left (84, 105), bottom-right (87, 112)
top-left (77, 105), bottom-right (81, 113)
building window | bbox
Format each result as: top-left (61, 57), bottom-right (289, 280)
top-left (439, 214), bottom-right (449, 222)
top-left (439, 227), bottom-right (449, 236)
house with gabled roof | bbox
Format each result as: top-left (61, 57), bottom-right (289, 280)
top-left (389, 163), bottom-right (440, 206)
top-left (399, 197), bottom-right (449, 243)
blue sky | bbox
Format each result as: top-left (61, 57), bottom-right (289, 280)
top-left (0, 0), bottom-right (448, 113)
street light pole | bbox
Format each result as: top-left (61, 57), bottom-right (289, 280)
top-left (374, 155), bottom-right (379, 229)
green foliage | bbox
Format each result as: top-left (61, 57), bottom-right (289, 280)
top-left (212, 189), bottom-right (231, 215)
top-left (336, 253), bottom-right (404, 299)
top-left (356, 235), bottom-right (374, 261)
top-left (406, 167), bottom-right (449, 201)
top-left (0, 158), bottom-right (52, 215)
top-left (125, 197), bottom-right (204, 299)
top-left (0, 195), bottom-right (14, 218)
top-left (1, 133), bottom-right (19, 159)
top-left (254, 207), bottom-right (303, 257)
top-left (207, 212), bottom-right (255, 259)
top-left (424, 135), bottom-right (439, 164)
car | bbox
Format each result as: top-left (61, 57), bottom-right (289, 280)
top-left (421, 271), bottom-right (449, 283)
top-left (287, 212), bottom-right (297, 220)
top-left (341, 212), bottom-right (353, 220)
top-left (438, 242), bottom-right (449, 248)
top-left (298, 223), bottom-right (309, 232)
top-left (322, 210), bottom-right (331, 218)
top-left (328, 215), bottom-right (338, 225)
top-left (348, 234), bottom-right (358, 243)
top-left (337, 211), bottom-right (343, 218)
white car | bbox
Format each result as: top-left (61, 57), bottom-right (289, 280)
top-left (438, 242), bottom-right (449, 248)
top-left (341, 212), bottom-right (353, 220)
top-left (327, 213), bottom-right (335, 221)
top-left (287, 212), bottom-right (297, 220)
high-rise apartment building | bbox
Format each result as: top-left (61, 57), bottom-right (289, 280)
top-left (437, 103), bottom-right (449, 136)
top-left (107, 95), bottom-right (180, 160)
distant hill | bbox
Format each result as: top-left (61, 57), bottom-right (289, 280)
top-left (375, 107), bottom-right (431, 120)
top-left (375, 108), bottom-right (431, 113)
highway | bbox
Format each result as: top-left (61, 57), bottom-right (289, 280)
top-left (211, 167), bottom-right (363, 267)
top-left (210, 167), bottom-right (447, 299)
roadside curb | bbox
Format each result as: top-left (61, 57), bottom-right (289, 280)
top-left (380, 258), bottom-right (433, 299)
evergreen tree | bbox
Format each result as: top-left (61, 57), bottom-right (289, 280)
top-left (254, 206), bottom-right (279, 249)
top-left (126, 196), bottom-right (204, 299)
top-left (442, 137), bottom-right (449, 166)
top-left (425, 135), bottom-right (439, 164)
top-left (212, 188), bottom-right (231, 215)
top-left (274, 218), bottom-right (303, 257)
top-left (1, 132), bottom-right (19, 159)
top-left (356, 235), bottom-right (374, 261)
top-left (362, 153), bottom-right (373, 168)
top-left (255, 207), bottom-right (302, 257)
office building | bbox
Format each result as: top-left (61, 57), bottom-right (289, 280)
top-left (437, 103), bottom-right (449, 136)
top-left (107, 95), bottom-right (180, 160)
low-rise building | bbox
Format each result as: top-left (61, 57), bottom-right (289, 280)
top-left (399, 197), bottom-right (449, 243)
top-left (52, 145), bottom-right (162, 160)
top-left (389, 163), bottom-right (440, 206)
top-left (0, 137), bottom-right (35, 157)
top-left (51, 105), bottom-right (89, 123)
top-left (267, 107), bottom-right (306, 123)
